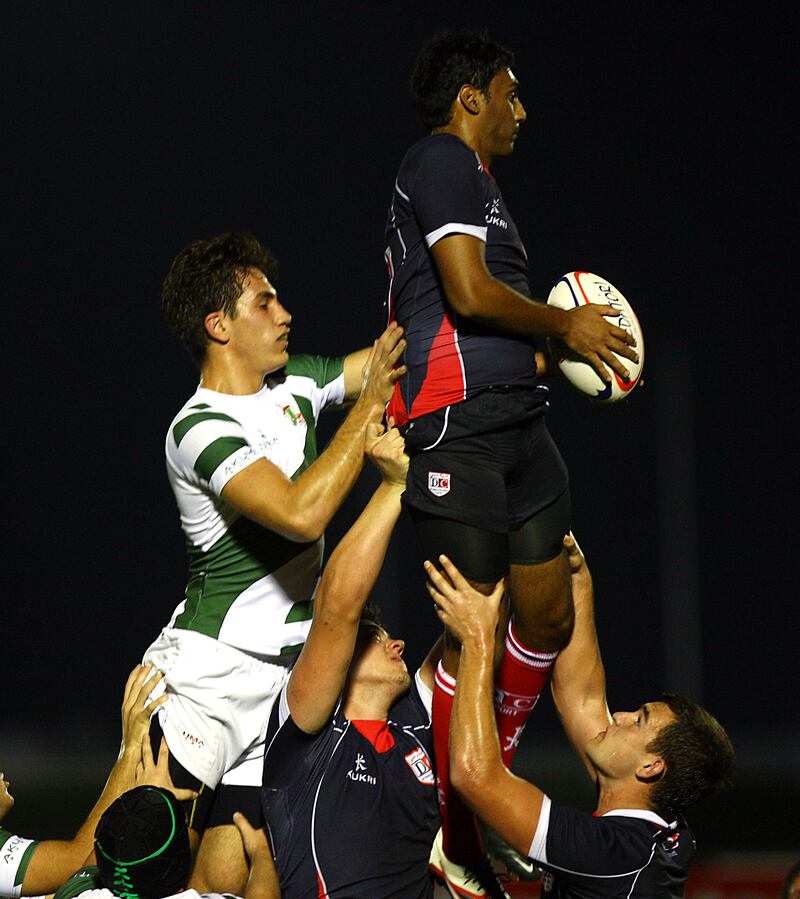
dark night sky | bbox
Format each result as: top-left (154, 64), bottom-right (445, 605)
top-left (3, 0), bottom-right (797, 849)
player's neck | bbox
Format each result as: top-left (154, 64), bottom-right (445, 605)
top-left (594, 775), bottom-right (654, 817)
top-left (432, 122), bottom-right (493, 169)
top-left (342, 685), bottom-right (393, 722)
top-left (199, 353), bottom-right (267, 395)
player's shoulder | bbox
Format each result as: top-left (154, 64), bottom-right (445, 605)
top-left (283, 354), bottom-right (345, 389)
top-left (52, 866), bottom-right (107, 899)
top-left (400, 133), bottom-right (482, 178)
top-left (166, 387), bottom-right (245, 448)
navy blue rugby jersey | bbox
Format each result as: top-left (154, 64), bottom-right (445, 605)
top-left (384, 133), bottom-right (540, 426)
top-left (530, 796), bottom-right (695, 897)
top-left (262, 671), bottom-right (439, 898)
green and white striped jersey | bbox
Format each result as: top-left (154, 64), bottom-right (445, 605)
top-left (0, 829), bottom-right (37, 899)
top-left (164, 355), bottom-right (346, 657)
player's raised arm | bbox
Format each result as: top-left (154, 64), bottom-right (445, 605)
top-left (549, 533), bottom-right (613, 781)
top-left (223, 323), bottom-right (406, 543)
top-left (13, 665), bottom-right (188, 896)
top-left (233, 813), bottom-right (281, 899)
top-left (426, 556), bottom-right (545, 858)
top-left (285, 423), bottom-right (409, 734)
top-left (431, 234), bottom-right (637, 385)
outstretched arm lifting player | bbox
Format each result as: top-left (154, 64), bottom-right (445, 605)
top-left (427, 540), bottom-right (733, 897)
top-left (0, 665), bottom-right (195, 898)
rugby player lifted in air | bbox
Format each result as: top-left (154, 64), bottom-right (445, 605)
top-left (142, 233), bottom-right (405, 892)
top-left (384, 31), bottom-right (638, 895)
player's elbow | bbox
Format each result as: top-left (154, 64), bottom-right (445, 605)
top-left (450, 749), bottom-right (491, 807)
top-left (283, 512), bottom-right (325, 543)
top-left (443, 281), bottom-right (486, 319)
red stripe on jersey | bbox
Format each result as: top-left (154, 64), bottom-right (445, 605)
top-left (351, 719), bottom-right (396, 752)
top-left (408, 312), bottom-right (466, 420)
top-left (387, 384), bottom-right (409, 427)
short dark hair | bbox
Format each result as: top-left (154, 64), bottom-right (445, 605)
top-left (646, 693), bottom-right (734, 819)
top-left (95, 786), bottom-right (191, 899)
top-left (411, 30), bottom-right (515, 129)
top-left (357, 602), bottom-right (384, 633)
top-left (162, 232), bottom-right (278, 365)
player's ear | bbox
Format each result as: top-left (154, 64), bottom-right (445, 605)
top-left (457, 83), bottom-right (482, 116)
top-left (204, 310), bottom-right (230, 344)
top-left (635, 755), bottom-right (666, 784)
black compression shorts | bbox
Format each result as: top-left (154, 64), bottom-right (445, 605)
top-left (402, 387), bottom-right (571, 582)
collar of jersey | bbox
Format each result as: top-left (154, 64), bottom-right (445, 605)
top-left (597, 808), bottom-right (675, 828)
top-left (350, 719), bottom-right (396, 752)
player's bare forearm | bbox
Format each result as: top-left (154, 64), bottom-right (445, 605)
top-left (450, 637), bottom-right (543, 858)
top-left (224, 326), bottom-right (405, 543)
top-left (426, 557), bottom-right (543, 855)
top-left (287, 433), bottom-right (406, 733)
top-left (342, 346), bottom-right (372, 401)
top-left (550, 534), bottom-right (612, 779)
top-left (315, 479), bottom-right (404, 625)
top-left (22, 666), bottom-right (165, 894)
top-left (431, 234), bottom-right (637, 382)
top-left (234, 813), bottom-right (281, 899)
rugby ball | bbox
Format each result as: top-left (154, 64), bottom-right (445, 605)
top-left (546, 271), bottom-right (644, 403)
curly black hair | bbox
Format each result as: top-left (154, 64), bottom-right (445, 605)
top-left (646, 693), bottom-right (734, 820)
top-left (162, 232), bottom-right (278, 366)
top-left (411, 30), bottom-right (515, 129)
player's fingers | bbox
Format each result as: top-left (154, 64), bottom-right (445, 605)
top-left (386, 337), bottom-right (407, 366)
top-left (139, 669), bottom-right (164, 699)
top-left (425, 580), bottom-right (447, 608)
top-left (122, 664), bottom-right (149, 712)
top-left (610, 342), bottom-right (638, 364)
top-left (140, 730), bottom-right (154, 767)
top-left (586, 354), bottom-right (612, 385)
top-left (438, 554), bottom-right (469, 589)
top-left (388, 364), bottom-right (408, 384)
top-left (423, 559), bottom-right (453, 595)
top-left (376, 323), bottom-right (404, 354)
top-left (489, 578), bottom-right (505, 606)
top-left (172, 787), bottom-right (199, 802)
top-left (144, 693), bottom-right (168, 719)
top-left (596, 303), bottom-right (621, 319)
top-left (366, 420), bottom-right (385, 445)
top-left (600, 351), bottom-right (631, 381)
top-left (156, 737), bottom-right (170, 770)
top-left (607, 323), bottom-right (636, 347)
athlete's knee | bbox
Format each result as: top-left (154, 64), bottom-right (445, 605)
top-left (509, 557), bottom-right (574, 651)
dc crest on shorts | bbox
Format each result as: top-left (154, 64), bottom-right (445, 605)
top-left (427, 471), bottom-right (451, 496)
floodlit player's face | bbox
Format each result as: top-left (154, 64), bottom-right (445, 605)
top-left (226, 268), bottom-right (292, 376)
top-left (0, 771), bottom-right (14, 821)
top-left (479, 68), bottom-right (526, 157)
top-left (585, 701), bottom-right (675, 778)
top-left (351, 624), bottom-right (410, 691)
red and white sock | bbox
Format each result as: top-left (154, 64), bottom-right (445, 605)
top-left (433, 661), bottom-right (483, 865)
top-left (494, 621), bottom-right (558, 769)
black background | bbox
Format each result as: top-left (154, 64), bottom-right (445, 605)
top-left (3, 1), bottom-right (797, 854)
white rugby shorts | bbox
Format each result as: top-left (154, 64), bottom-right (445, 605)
top-left (142, 628), bottom-right (290, 789)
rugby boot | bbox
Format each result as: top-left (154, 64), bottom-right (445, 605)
top-left (429, 828), bottom-right (511, 899)
top-left (480, 821), bottom-right (543, 882)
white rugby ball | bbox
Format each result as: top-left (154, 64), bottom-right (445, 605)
top-left (546, 271), bottom-right (644, 403)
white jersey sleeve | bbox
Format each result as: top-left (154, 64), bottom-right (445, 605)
top-left (0, 830), bottom-right (38, 899)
